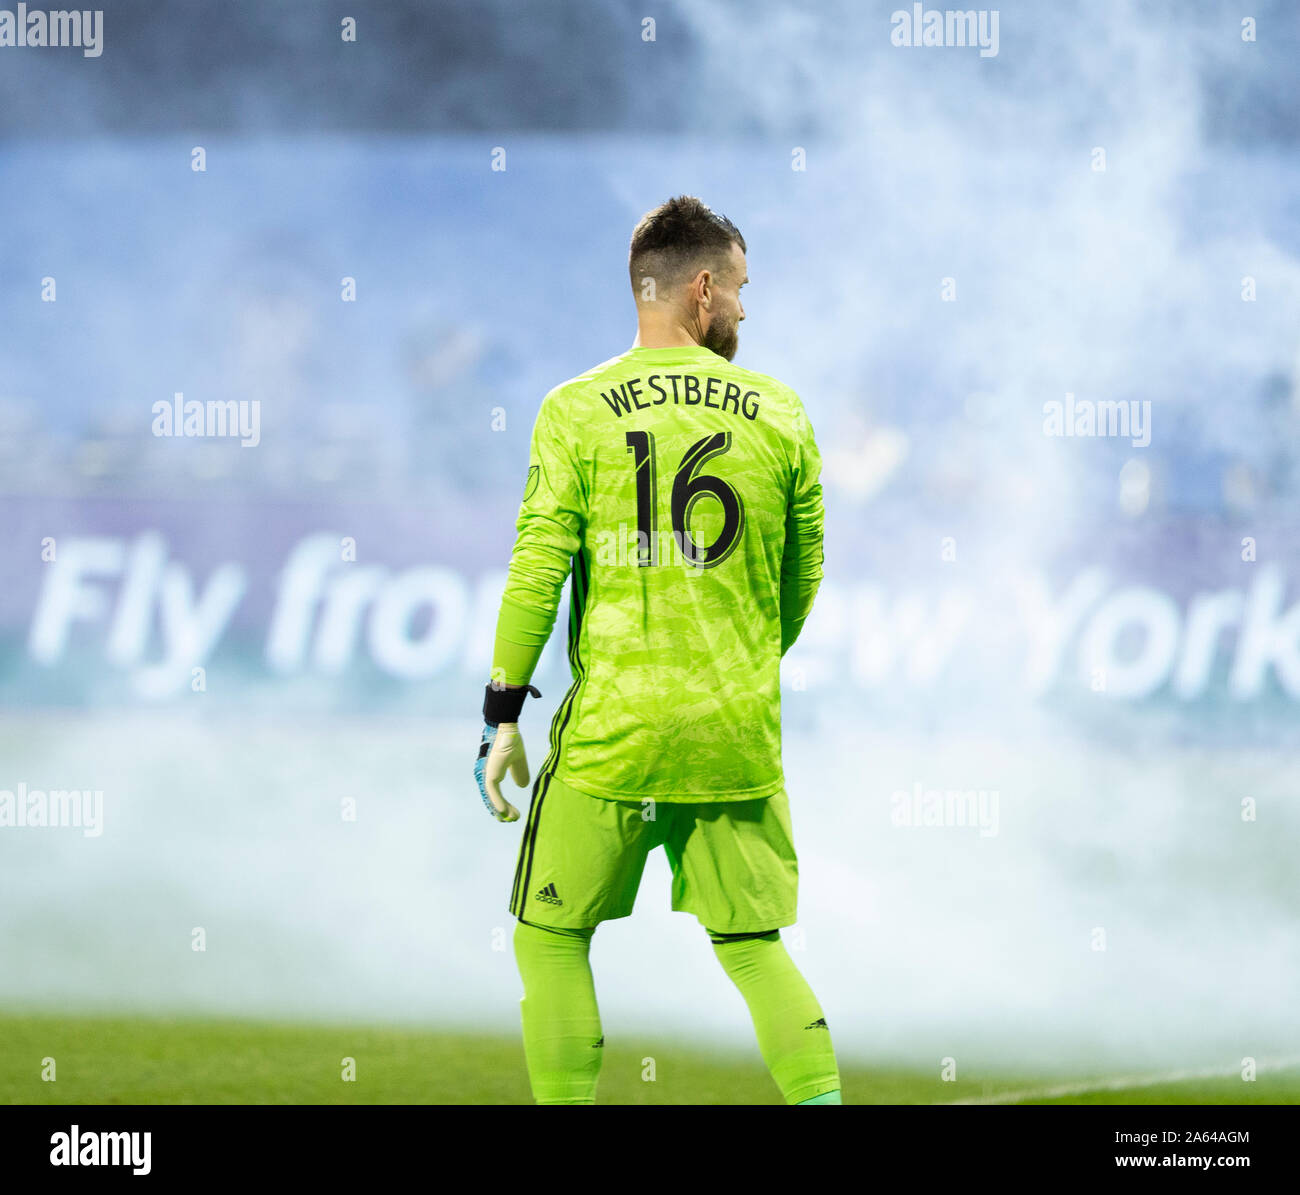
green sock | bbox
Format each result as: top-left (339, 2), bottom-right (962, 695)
top-left (710, 930), bottom-right (841, 1105)
top-left (797, 1089), bottom-right (843, 1104)
top-left (513, 920), bottom-right (603, 1104)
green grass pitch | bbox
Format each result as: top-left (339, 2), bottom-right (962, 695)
top-left (2, 1014), bottom-right (1296, 1105)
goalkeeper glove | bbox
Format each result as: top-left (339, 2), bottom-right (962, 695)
top-left (475, 683), bottom-right (541, 822)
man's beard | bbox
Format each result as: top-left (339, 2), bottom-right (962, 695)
top-left (701, 313), bottom-right (739, 361)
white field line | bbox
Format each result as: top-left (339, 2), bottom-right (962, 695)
top-left (940, 1055), bottom-right (1300, 1105)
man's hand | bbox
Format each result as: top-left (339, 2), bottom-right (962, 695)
top-left (476, 681), bottom-right (541, 822)
top-left (475, 722), bottom-right (530, 822)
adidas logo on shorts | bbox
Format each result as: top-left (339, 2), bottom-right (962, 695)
top-left (535, 882), bottom-right (564, 906)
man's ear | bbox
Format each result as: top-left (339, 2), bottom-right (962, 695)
top-left (695, 268), bottom-right (713, 310)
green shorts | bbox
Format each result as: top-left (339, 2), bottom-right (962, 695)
top-left (509, 772), bottom-right (799, 934)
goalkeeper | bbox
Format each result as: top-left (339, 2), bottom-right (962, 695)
top-left (475, 195), bottom-right (840, 1106)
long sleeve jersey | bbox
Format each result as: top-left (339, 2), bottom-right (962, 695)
top-left (490, 343), bottom-right (824, 802)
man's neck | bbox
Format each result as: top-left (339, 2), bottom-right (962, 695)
top-left (633, 322), bottom-right (703, 350)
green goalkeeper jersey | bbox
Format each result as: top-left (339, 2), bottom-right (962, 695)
top-left (491, 343), bottom-right (824, 802)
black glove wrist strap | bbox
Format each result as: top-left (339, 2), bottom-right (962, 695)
top-left (483, 683), bottom-right (542, 727)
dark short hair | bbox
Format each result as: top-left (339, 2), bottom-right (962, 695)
top-left (628, 196), bottom-right (746, 295)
